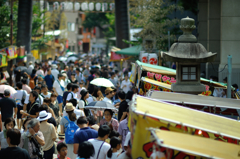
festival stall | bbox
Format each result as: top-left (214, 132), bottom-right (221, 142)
top-left (147, 91), bottom-right (240, 119)
top-left (129, 95), bottom-right (240, 158)
top-left (132, 60), bottom-right (226, 96)
top-left (148, 128), bottom-right (240, 159)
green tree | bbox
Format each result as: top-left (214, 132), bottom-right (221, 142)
top-left (0, 1), bottom-right (18, 48)
top-left (129, 0), bottom-right (182, 51)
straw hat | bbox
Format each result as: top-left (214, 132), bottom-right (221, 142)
top-left (64, 103), bottom-right (75, 111)
top-left (105, 87), bottom-right (114, 94)
top-left (37, 111), bottom-right (52, 121)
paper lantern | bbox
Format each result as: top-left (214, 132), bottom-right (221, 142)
top-left (46, 2), bottom-right (49, 11)
top-left (60, 2), bottom-right (66, 11)
top-left (89, 2), bottom-right (94, 11)
top-left (148, 53), bottom-right (158, 65)
top-left (67, 2), bottom-right (73, 10)
top-left (109, 3), bottom-right (115, 10)
top-left (102, 3), bottom-right (108, 12)
top-left (81, 2), bottom-right (88, 11)
top-left (74, 2), bottom-right (80, 11)
top-left (141, 53), bottom-right (148, 63)
top-left (95, 3), bottom-right (101, 11)
top-left (53, 2), bottom-right (59, 10)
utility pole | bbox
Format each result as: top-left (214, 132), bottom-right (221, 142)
top-left (227, 55), bottom-right (232, 98)
top-left (9, 0), bottom-right (13, 85)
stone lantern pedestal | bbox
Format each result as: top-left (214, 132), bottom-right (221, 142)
top-left (163, 17), bottom-right (217, 94)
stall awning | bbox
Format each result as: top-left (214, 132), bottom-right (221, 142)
top-left (141, 77), bottom-right (171, 90)
top-left (150, 129), bottom-right (240, 159)
top-left (136, 60), bottom-right (226, 88)
top-left (135, 96), bottom-right (240, 140)
top-left (148, 91), bottom-right (240, 110)
top-left (115, 45), bottom-right (142, 56)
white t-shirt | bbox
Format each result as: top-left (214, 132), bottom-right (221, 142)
top-left (12, 90), bottom-right (27, 106)
top-left (88, 139), bottom-right (111, 159)
top-left (120, 80), bottom-right (132, 94)
top-left (66, 92), bottom-right (78, 101)
top-left (63, 109), bottom-right (85, 119)
top-left (213, 88), bottom-right (226, 98)
top-left (78, 100), bottom-right (85, 109)
top-left (53, 80), bottom-right (64, 96)
top-left (106, 152), bottom-right (119, 159)
top-left (51, 69), bottom-right (59, 81)
top-left (24, 94), bottom-right (44, 105)
top-left (41, 92), bottom-right (51, 99)
top-left (102, 97), bottom-right (113, 104)
top-left (117, 152), bottom-right (131, 159)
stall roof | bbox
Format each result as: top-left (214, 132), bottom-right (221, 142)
top-left (136, 60), bottom-right (226, 88)
top-left (150, 129), bottom-right (240, 159)
top-left (135, 95), bottom-right (240, 140)
top-left (141, 77), bottom-right (171, 90)
top-left (148, 91), bottom-right (240, 109)
top-left (115, 45), bottom-right (142, 56)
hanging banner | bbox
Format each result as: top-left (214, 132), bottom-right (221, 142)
top-left (31, 50), bottom-right (39, 60)
top-left (6, 45), bottom-right (18, 59)
top-left (0, 54), bottom-right (8, 68)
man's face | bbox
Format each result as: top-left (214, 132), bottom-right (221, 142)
top-left (59, 147), bottom-right (68, 157)
top-left (35, 89), bottom-right (40, 94)
top-left (48, 70), bottom-right (51, 75)
top-left (42, 87), bottom-right (48, 93)
top-left (29, 93), bottom-right (34, 101)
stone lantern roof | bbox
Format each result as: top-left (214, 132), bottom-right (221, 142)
top-left (162, 17), bottom-right (217, 63)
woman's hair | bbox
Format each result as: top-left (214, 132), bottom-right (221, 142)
top-left (51, 92), bottom-right (58, 98)
top-left (27, 118), bottom-right (39, 128)
top-left (4, 117), bottom-right (16, 129)
top-left (66, 110), bottom-right (76, 121)
top-left (92, 86), bottom-right (100, 98)
top-left (78, 141), bottom-right (95, 158)
top-left (126, 90), bottom-right (134, 101)
top-left (39, 104), bottom-right (49, 112)
top-left (104, 109), bottom-right (114, 117)
top-left (109, 130), bottom-right (120, 138)
top-left (7, 128), bottom-right (21, 145)
top-left (107, 137), bottom-right (121, 158)
top-left (22, 117), bottom-right (32, 130)
top-left (44, 98), bottom-right (51, 104)
top-left (57, 142), bottom-right (68, 152)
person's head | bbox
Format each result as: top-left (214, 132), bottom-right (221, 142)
top-left (90, 70), bottom-right (95, 75)
top-left (34, 86), bottom-right (41, 94)
top-left (32, 69), bottom-right (37, 75)
top-left (58, 73), bottom-right (64, 80)
top-left (87, 116), bottom-right (96, 126)
top-left (57, 142), bottom-right (68, 157)
top-left (43, 98), bottom-right (51, 106)
top-left (50, 92), bottom-right (58, 102)
top-left (77, 116), bottom-right (88, 128)
top-left (126, 90), bottom-right (134, 101)
top-left (80, 89), bottom-right (89, 100)
top-left (6, 128), bottom-right (21, 146)
top-left (118, 90), bottom-right (126, 101)
top-left (4, 89), bottom-right (10, 97)
top-left (88, 85), bottom-right (95, 95)
top-left (124, 74), bottom-right (129, 81)
top-left (111, 87), bottom-right (117, 96)
top-left (92, 86), bottom-right (100, 98)
top-left (67, 83), bottom-right (72, 91)
top-left (39, 104), bottom-right (49, 112)
top-left (65, 103), bottom-right (77, 121)
top-left (109, 130), bottom-right (120, 138)
top-left (22, 117), bottom-right (31, 131)
top-left (104, 109), bottom-right (114, 121)
top-left (4, 117), bottom-right (16, 130)
top-left (16, 82), bottom-right (23, 90)
top-left (47, 68), bottom-right (51, 75)
top-left (98, 125), bottom-right (111, 140)
top-left (28, 118), bottom-right (40, 132)
top-left (223, 77), bottom-right (227, 83)
top-left (94, 71), bottom-right (100, 78)
top-left (71, 73), bottom-right (76, 79)
top-left (79, 81), bottom-right (84, 88)
top-left (107, 137), bottom-right (121, 158)
top-left (105, 87), bottom-right (114, 98)
top-left (110, 72), bottom-right (115, 78)
top-left (41, 85), bottom-right (48, 93)
top-left (72, 84), bottom-right (79, 93)
top-left (62, 73), bottom-right (67, 80)
top-left (68, 98), bottom-right (77, 107)
top-left (76, 68), bottom-right (80, 74)
top-left (70, 65), bottom-right (74, 71)
top-left (78, 141), bottom-right (95, 158)
top-left (29, 91), bottom-right (39, 102)
top-left (233, 84), bottom-right (238, 91)
top-left (21, 78), bottom-right (27, 85)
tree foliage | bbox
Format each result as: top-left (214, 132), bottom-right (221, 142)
top-left (130, 0), bottom-right (182, 51)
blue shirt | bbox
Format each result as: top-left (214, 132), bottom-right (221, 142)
top-left (44, 74), bottom-right (54, 89)
top-left (74, 127), bottom-right (98, 144)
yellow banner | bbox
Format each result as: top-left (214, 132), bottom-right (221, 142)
top-left (129, 111), bottom-right (239, 159)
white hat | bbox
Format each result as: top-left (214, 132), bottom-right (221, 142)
top-left (37, 111), bottom-right (52, 121)
top-left (52, 64), bottom-right (58, 69)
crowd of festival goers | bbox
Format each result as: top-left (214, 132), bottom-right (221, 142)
top-left (0, 58), bottom-right (134, 159)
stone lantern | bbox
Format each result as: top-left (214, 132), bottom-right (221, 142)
top-left (162, 17), bottom-right (217, 94)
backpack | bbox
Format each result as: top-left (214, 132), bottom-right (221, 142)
top-left (64, 116), bottom-right (78, 144)
top-left (29, 75), bottom-right (37, 89)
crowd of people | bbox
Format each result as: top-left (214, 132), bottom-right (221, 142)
top-left (0, 58), bottom-right (134, 159)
